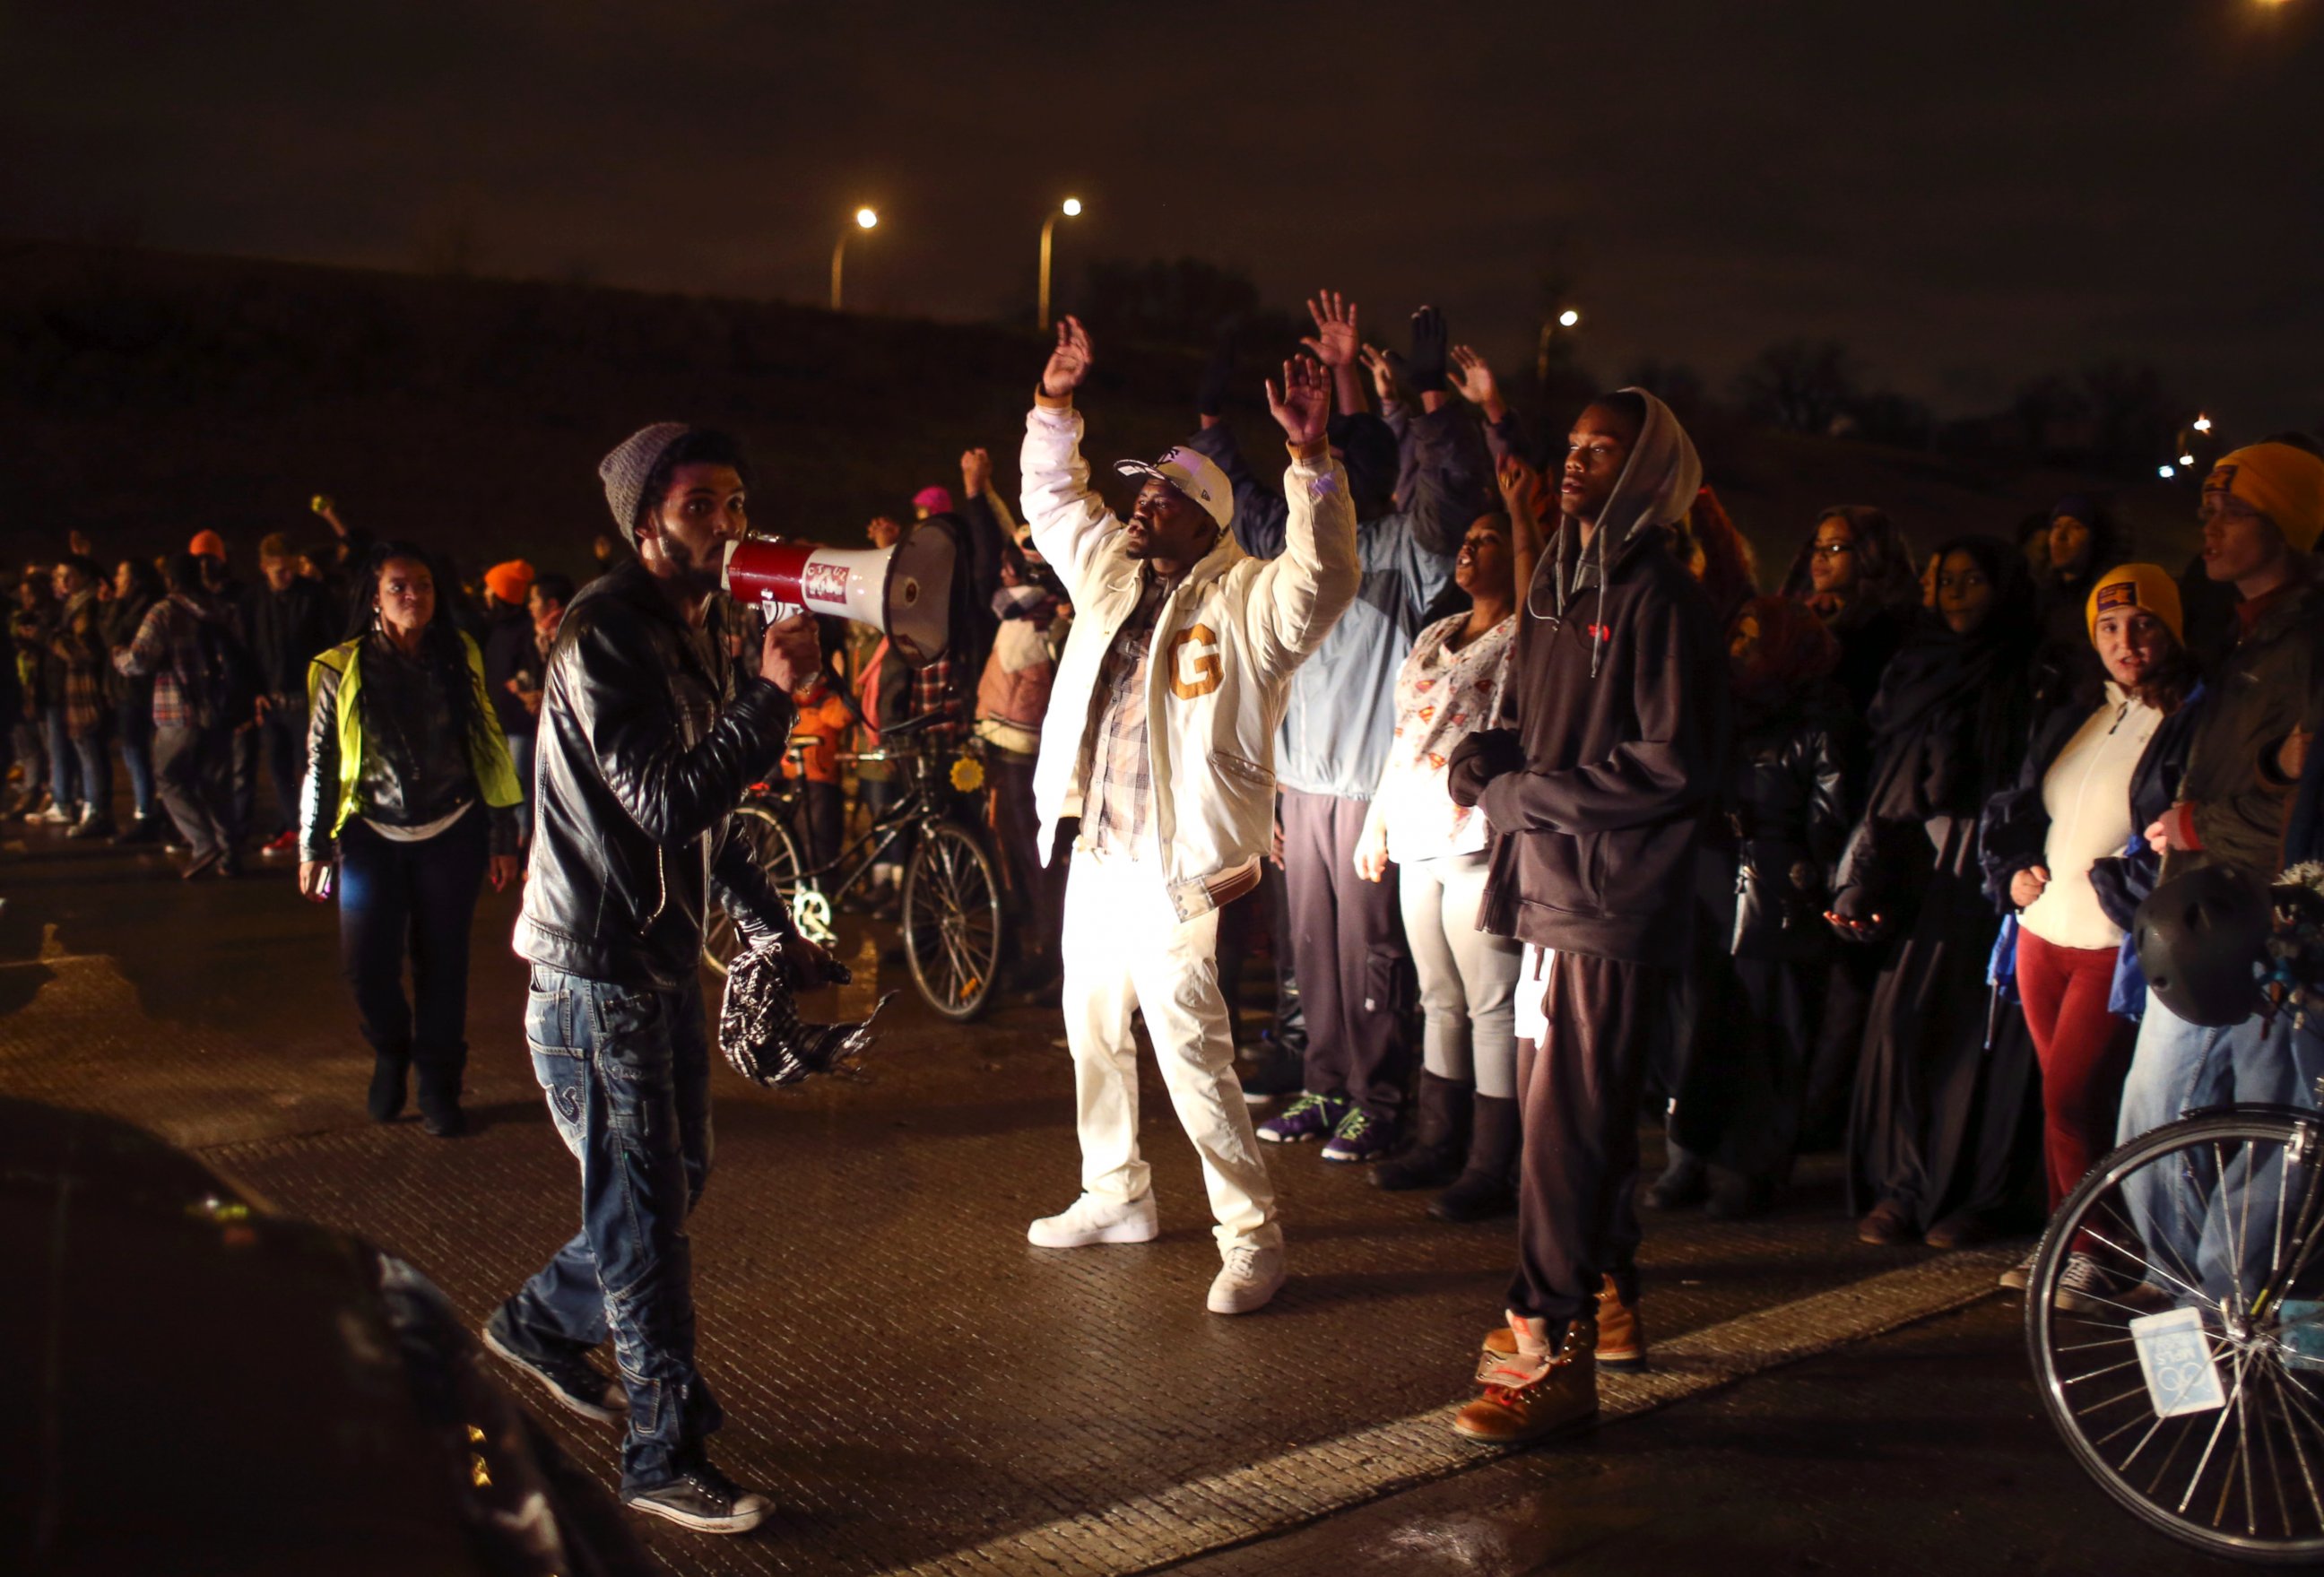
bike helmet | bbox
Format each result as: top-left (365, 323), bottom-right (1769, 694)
top-left (2135, 865), bottom-right (2272, 1028)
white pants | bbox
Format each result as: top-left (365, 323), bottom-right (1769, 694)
top-left (1398, 851), bottom-right (1522, 1099)
top-left (1061, 845), bottom-right (1281, 1251)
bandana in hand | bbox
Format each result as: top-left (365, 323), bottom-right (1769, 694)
top-left (718, 940), bottom-right (892, 1087)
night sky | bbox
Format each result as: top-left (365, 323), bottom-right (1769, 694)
top-left (7, 1), bottom-right (2320, 431)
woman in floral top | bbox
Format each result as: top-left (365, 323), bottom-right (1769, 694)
top-left (1357, 501), bottom-right (1534, 1220)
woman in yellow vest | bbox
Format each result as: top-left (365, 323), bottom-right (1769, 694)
top-left (298, 542), bottom-right (523, 1136)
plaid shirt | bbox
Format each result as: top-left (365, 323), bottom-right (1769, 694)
top-left (113, 594), bottom-right (211, 729)
top-left (911, 652), bottom-right (967, 748)
top-left (1080, 573), bottom-right (1169, 856)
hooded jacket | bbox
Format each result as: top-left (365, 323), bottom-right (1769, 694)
top-left (1448, 390), bottom-right (1728, 966)
top-left (1021, 394), bottom-right (1358, 923)
top-left (1184, 404), bottom-right (1486, 800)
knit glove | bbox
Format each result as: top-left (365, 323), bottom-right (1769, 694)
top-left (1406, 306), bottom-right (1450, 394)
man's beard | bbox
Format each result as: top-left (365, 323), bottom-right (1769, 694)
top-left (663, 535), bottom-right (729, 596)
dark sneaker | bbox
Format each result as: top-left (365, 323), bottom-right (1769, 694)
top-left (1258, 1092), bottom-right (1348, 1144)
top-left (1236, 1043), bottom-right (1305, 1105)
top-left (622, 1463), bottom-right (771, 1534)
top-left (481, 1310), bottom-right (626, 1425)
top-left (1320, 1105), bottom-right (1393, 1164)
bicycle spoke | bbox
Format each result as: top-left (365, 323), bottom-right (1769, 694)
top-left (2264, 1362), bottom-right (2324, 1533)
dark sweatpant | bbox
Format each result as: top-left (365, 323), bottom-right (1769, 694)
top-left (1280, 786), bottom-right (1412, 1122)
top-left (1510, 949), bottom-right (1678, 1324)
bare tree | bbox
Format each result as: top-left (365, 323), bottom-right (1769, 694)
top-left (1731, 338), bottom-right (1859, 434)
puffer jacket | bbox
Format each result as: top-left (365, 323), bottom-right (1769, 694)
top-left (513, 562), bottom-right (795, 992)
top-left (1021, 394), bottom-right (1358, 922)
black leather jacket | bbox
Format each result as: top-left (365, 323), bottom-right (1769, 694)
top-left (513, 563), bottom-right (794, 991)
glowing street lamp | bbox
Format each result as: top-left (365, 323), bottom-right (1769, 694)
top-left (2159, 464), bottom-right (2178, 479)
top-left (2192, 414), bottom-right (2213, 434)
top-left (1559, 308), bottom-right (1581, 328)
top-left (1037, 197), bottom-right (1083, 330)
top-left (2180, 452), bottom-right (2198, 467)
top-left (1536, 306), bottom-right (1583, 385)
top-left (831, 206), bottom-right (879, 311)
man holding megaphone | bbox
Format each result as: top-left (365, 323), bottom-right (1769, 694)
top-left (1019, 316), bottom-right (1359, 1313)
top-left (492, 423), bottom-right (832, 1535)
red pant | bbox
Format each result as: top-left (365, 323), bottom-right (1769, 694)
top-left (2014, 928), bottom-right (2135, 1209)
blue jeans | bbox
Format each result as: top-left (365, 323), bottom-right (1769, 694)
top-left (2118, 990), bottom-right (2324, 1305)
top-left (43, 706), bottom-right (81, 811)
top-left (117, 693), bottom-right (155, 819)
top-left (500, 966), bottom-right (720, 1492)
top-left (336, 810), bottom-right (488, 1102)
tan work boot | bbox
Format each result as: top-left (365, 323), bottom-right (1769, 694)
top-left (1479, 1275), bottom-right (1645, 1373)
top-left (1453, 1312), bottom-right (1599, 1444)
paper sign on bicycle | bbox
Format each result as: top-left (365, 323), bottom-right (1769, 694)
top-left (2129, 1306), bottom-right (2226, 1419)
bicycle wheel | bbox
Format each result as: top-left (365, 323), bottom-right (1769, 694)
top-left (2028, 1106), bottom-right (2324, 1564)
top-left (901, 819), bottom-right (1002, 1021)
top-left (702, 803), bottom-right (802, 976)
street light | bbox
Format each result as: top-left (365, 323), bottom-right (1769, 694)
top-left (1536, 306), bottom-right (1582, 385)
top-left (2159, 464), bottom-right (2177, 479)
top-left (2193, 414), bottom-right (2214, 434)
top-left (1037, 197), bottom-right (1083, 330)
top-left (1558, 308), bottom-right (1581, 328)
top-left (831, 206), bottom-right (878, 312)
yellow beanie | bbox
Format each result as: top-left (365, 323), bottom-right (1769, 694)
top-left (2086, 562), bottom-right (2183, 645)
top-left (2205, 442), bottom-right (2324, 553)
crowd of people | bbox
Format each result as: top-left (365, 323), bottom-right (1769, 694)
top-left (11, 291), bottom-right (2324, 1531)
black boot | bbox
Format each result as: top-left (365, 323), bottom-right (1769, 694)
top-left (1646, 1146), bottom-right (1709, 1211)
top-left (367, 1048), bottom-right (411, 1123)
top-left (1431, 1093), bottom-right (1519, 1222)
top-left (415, 1050), bottom-right (467, 1139)
top-left (1371, 1071), bottom-right (1471, 1191)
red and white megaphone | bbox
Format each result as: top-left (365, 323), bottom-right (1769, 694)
top-left (722, 533), bottom-right (954, 668)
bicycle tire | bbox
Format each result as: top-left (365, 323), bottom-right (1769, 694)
top-left (901, 819), bottom-right (1002, 1022)
top-left (2027, 1105), bottom-right (2324, 1564)
top-left (702, 803), bottom-right (802, 977)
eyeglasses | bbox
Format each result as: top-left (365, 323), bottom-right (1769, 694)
top-left (1809, 542), bottom-right (1854, 558)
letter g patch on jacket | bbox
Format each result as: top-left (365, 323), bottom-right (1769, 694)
top-left (1168, 622), bottom-right (1223, 699)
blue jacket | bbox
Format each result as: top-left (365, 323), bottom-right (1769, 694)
top-left (1185, 405), bottom-right (1487, 800)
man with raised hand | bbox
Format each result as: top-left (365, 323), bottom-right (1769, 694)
top-left (1019, 316), bottom-right (1358, 1313)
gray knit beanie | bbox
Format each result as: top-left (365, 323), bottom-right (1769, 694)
top-left (599, 422), bottom-right (693, 544)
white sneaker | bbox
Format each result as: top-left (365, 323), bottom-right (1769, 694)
top-left (1027, 1191), bottom-right (1158, 1248)
top-left (1207, 1244), bottom-right (1286, 1314)
top-left (1997, 1247), bottom-right (2038, 1291)
top-left (2052, 1252), bottom-right (2115, 1316)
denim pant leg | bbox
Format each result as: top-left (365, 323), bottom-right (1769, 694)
top-left (117, 697), bottom-right (155, 817)
top-left (2195, 1015), bottom-right (2324, 1304)
top-left (2118, 992), bottom-right (2236, 1295)
top-left (73, 732), bottom-right (112, 820)
top-left (44, 707), bottom-right (78, 809)
top-left (507, 968), bottom-right (720, 1493)
top-left (335, 823), bottom-right (417, 1056)
top-left (404, 808), bottom-right (489, 1091)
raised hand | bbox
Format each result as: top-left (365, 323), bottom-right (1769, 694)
top-left (1300, 290), bottom-right (1359, 368)
top-left (1452, 344), bottom-right (1501, 410)
top-left (1358, 343), bottom-right (1399, 405)
top-left (1496, 453), bottom-right (1547, 526)
top-left (1041, 315), bottom-right (1094, 399)
top-left (959, 446), bottom-right (993, 499)
top-left (1265, 355), bottom-right (1331, 449)
top-left (1407, 306), bottom-right (1449, 393)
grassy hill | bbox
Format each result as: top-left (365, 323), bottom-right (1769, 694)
top-left (0, 239), bottom-right (2203, 589)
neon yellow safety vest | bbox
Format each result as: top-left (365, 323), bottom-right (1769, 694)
top-left (307, 632), bottom-right (523, 840)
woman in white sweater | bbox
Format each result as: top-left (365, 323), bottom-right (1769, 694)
top-left (1977, 563), bottom-right (2205, 1307)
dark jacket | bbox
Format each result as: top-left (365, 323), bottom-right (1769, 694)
top-left (1449, 524), bottom-right (1729, 966)
top-left (2163, 573), bottom-right (2324, 885)
top-left (300, 630), bottom-right (523, 862)
top-left (513, 562), bottom-right (795, 992)
top-left (243, 578), bottom-right (340, 701)
top-left (1712, 686), bottom-right (1853, 959)
top-left (481, 611), bottom-right (541, 736)
top-left (1977, 683), bottom-right (2205, 930)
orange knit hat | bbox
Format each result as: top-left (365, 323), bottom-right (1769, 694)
top-left (483, 559), bottom-right (536, 605)
top-left (187, 530), bottom-right (226, 559)
top-left (2085, 562), bottom-right (2183, 645)
top-left (2205, 443), bottom-right (2324, 553)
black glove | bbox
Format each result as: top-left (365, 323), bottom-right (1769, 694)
top-left (1406, 306), bottom-right (1449, 394)
top-left (1196, 330), bottom-right (1236, 418)
top-left (1447, 727), bottom-right (1523, 809)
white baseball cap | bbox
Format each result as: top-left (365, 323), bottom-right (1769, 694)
top-left (1114, 446), bottom-right (1233, 531)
